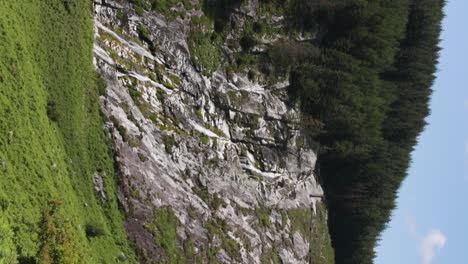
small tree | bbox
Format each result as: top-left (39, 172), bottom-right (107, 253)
top-left (85, 222), bottom-right (106, 238)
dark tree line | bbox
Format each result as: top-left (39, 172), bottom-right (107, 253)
top-left (286, 0), bottom-right (445, 263)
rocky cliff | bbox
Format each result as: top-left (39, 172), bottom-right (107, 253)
top-left (93, 0), bottom-right (332, 263)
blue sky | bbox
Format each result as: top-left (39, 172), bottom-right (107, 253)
top-left (375, 1), bottom-right (468, 264)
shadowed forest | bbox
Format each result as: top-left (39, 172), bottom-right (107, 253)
top-left (285, 0), bottom-right (444, 263)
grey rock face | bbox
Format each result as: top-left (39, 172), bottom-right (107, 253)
top-left (93, 172), bottom-right (107, 200)
top-left (93, 1), bottom-right (324, 263)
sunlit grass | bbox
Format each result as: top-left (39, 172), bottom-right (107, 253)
top-left (0, 1), bottom-right (136, 262)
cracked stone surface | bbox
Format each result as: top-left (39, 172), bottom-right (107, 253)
top-left (93, 1), bottom-right (324, 263)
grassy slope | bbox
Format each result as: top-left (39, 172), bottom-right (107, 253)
top-left (311, 203), bottom-right (335, 264)
top-left (0, 1), bottom-right (136, 263)
top-left (287, 204), bottom-right (335, 264)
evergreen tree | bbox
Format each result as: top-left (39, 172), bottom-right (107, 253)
top-left (286, 0), bottom-right (444, 262)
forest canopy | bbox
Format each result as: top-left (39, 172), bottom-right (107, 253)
top-left (285, 0), bottom-right (445, 263)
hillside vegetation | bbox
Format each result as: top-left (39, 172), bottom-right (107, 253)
top-left (0, 1), bottom-right (136, 263)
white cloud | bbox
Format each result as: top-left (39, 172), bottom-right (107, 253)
top-left (419, 230), bottom-right (447, 264)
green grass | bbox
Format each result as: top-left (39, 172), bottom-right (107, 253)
top-left (146, 207), bottom-right (183, 263)
top-left (0, 216), bottom-right (17, 263)
top-left (255, 207), bottom-right (271, 228)
top-left (260, 245), bottom-right (281, 264)
top-left (0, 1), bottom-right (137, 263)
top-left (163, 135), bottom-right (177, 153)
top-left (199, 135), bottom-right (210, 145)
top-left (286, 205), bottom-right (334, 264)
top-left (188, 26), bottom-right (221, 76)
top-left (310, 203), bottom-right (335, 264)
top-left (288, 208), bottom-right (312, 239)
top-left (205, 218), bottom-right (241, 261)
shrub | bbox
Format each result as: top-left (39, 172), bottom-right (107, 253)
top-left (95, 72), bottom-right (107, 96)
top-left (199, 135), bottom-right (209, 145)
top-left (205, 218), bottom-right (241, 261)
top-left (188, 30), bottom-right (221, 75)
top-left (38, 200), bottom-right (80, 263)
top-left (46, 100), bottom-right (59, 121)
top-left (252, 21), bottom-right (264, 33)
top-left (138, 152), bottom-right (147, 162)
top-left (239, 34), bottom-right (257, 51)
top-left (137, 24), bottom-right (150, 42)
top-left (128, 86), bottom-right (142, 98)
top-left (209, 193), bottom-right (223, 210)
top-left (131, 0), bottom-right (150, 16)
top-left (62, 0), bottom-right (73, 13)
top-left (85, 222), bottom-right (106, 238)
top-left (255, 207), bottom-right (271, 228)
top-left (163, 135), bottom-right (176, 153)
top-left (135, 5), bottom-right (144, 16)
top-left (116, 9), bottom-right (124, 20)
top-left (183, 238), bottom-right (194, 258)
top-left (137, 24), bottom-right (155, 52)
